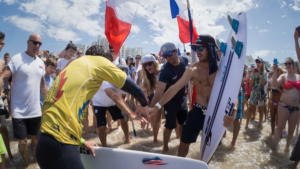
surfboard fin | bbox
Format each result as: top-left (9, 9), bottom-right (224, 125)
top-left (215, 35), bottom-right (227, 56)
top-left (227, 11), bottom-right (239, 34)
top-left (230, 32), bottom-right (243, 58)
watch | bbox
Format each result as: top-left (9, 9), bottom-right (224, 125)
top-left (154, 102), bottom-right (162, 109)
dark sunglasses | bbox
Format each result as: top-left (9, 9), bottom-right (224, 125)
top-left (256, 60), bottom-right (261, 64)
top-left (0, 43), bottom-right (4, 48)
top-left (191, 46), bottom-right (204, 52)
top-left (29, 40), bottom-right (42, 46)
top-left (110, 50), bottom-right (115, 53)
top-left (143, 62), bottom-right (153, 67)
top-left (77, 52), bottom-right (83, 54)
top-left (162, 52), bottom-right (173, 58)
top-left (285, 62), bottom-right (292, 66)
top-left (136, 57), bottom-right (141, 60)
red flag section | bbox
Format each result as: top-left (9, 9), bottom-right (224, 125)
top-left (105, 0), bottom-right (140, 56)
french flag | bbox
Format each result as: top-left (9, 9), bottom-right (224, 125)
top-left (105, 0), bottom-right (140, 55)
top-left (170, 0), bottom-right (198, 45)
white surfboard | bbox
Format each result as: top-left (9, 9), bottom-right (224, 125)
top-left (200, 12), bottom-right (247, 163)
top-left (80, 147), bottom-right (208, 169)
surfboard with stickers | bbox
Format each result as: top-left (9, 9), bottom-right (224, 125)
top-left (80, 147), bottom-right (208, 169)
top-left (200, 11), bottom-right (247, 163)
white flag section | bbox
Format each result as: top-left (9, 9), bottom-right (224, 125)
top-left (105, 0), bottom-right (140, 56)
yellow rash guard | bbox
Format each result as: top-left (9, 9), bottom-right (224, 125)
top-left (40, 55), bottom-right (126, 145)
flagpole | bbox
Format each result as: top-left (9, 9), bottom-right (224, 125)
top-left (183, 43), bottom-right (186, 56)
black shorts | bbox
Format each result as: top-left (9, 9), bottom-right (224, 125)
top-left (36, 132), bottom-right (84, 169)
top-left (163, 98), bottom-right (188, 129)
top-left (93, 105), bottom-right (124, 127)
top-left (12, 117), bottom-right (41, 140)
top-left (181, 103), bottom-right (206, 144)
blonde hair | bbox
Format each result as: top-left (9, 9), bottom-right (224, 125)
top-left (141, 61), bottom-right (160, 96)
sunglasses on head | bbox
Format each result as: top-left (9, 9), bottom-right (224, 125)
top-left (191, 46), bottom-right (205, 52)
top-left (143, 62), bottom-right (153, 67)
top-left (29, 40), bottom-right (42, 46)
top-left (285, 62), bottom-right (292, 66)
top-left (136, 57), bottom-right (141, 60)
top-left (0, 43), bottom-right (4, 48)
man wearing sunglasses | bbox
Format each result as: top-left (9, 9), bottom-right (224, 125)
top-left (148, 42), bottom-right (189, 151)
top-left (149, 35), bottom-right (235, 158)
top-left (76, 50), bottom-right (83, 58)
top-left (0, 33), bottom-right (48, 167)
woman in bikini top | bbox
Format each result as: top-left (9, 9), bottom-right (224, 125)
top-left (269, 67), bottom-right (284, 135)
top-left (272, 57), bottom-right (300, 150)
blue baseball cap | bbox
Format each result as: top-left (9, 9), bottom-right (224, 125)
top-left (126, 56), bottom-right (133, 60)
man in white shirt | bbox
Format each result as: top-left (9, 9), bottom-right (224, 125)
top-left (0, 33), bottom-right (48, 167)
top-left (92, 81), bottom-right (131, 146)
top-left (109, 46), bottom-right (126, 65)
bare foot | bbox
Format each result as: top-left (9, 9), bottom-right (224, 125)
top-left (153, 138), bottom-right (158, 143)
top-left (117, 126), bottom-right (122, 133)
top-left (162, 146), bottom-right (169, 153)
top-left (124, 139), bottom-right (132, 144)
top-left (231, 142), bottom-right (235, 147)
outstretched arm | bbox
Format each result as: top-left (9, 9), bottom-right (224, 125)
top-left (40, 77), bottom-right (48, 99)
top-left (294, 28), bottom-right (300, 61)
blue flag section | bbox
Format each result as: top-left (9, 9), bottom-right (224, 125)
top-left (178, 48), bottom-right (181, 56)
top-left (170, 0), bottom-right (179, 19)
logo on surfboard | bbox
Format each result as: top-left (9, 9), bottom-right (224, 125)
top-left (142, 157), bottom-right (168, 165)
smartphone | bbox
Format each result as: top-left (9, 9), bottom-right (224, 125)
top-left (297, 26), bottom-right (300, 37)
top-left (274, 58), bottom-right (278, 66)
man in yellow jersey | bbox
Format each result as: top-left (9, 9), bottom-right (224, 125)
top-left (35, 45), bottom-right (149, 169)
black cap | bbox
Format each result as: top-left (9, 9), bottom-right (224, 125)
top-left (191, 34), bottom-right (217, 47)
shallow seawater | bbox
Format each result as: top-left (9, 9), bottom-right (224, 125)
top-left (4, 105), bottom-right (300, 169)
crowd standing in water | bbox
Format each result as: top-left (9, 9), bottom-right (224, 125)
top-left (0, 28), bottom-right (299, 169)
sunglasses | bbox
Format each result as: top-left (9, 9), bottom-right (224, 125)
top-left (0, 43), bottom-right (4, 48)
top-left (29, 40), bottom-right (42, 46)
top-left (256, 60), bottom-right (261, 64)
top-left (110, 50), bottom-right (115, 53)
top-left (143, 62), bottom-right (153, 67)
top-left (136, 57), bottom-right (141, 60)
top-left (162, 52), bottom-right (173, 58)
top-left (285, 62), bottom-right (292, 66)
top-left (191, 46), bottom-right (205, 52)
top-left (77, 52), bottom-right (83, 55)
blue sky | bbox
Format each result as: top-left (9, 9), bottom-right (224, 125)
top-left (0, 0), bottom-right (299, 64)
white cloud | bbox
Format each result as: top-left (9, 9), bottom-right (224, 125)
top-left (255, 3), bottom-right (259, 8)
top-left (4, 0), bottom-right (103, 42)
top-left (131, 25), bottom-right (141, 34)
top-left (282, 15), bottom-right (286, 18)
top-left (135, 0), bottom-right (257, 47)
top-left (4, 15), bottom-right (45, 34)
top-left (280, 1), bottom-right (286, 8)
top-left (267, 20), bottom-right (272, 24)
top-left (0, 0), bottom-right (17, 5)
top-left (259, 29), bottom-right (269, 33)
top-left (254, 50), bottom-right (270, 57)
top-left (271, 51), bottom-right (277, 55)
top-left (249, 26), bottom-right (252, 29)
top-left (142, 41), bottom-right (149, 44)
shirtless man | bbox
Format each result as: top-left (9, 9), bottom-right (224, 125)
top-left (149, 34), bottom-right (235, 157)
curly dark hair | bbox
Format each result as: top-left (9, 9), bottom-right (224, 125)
top-left (85, 45), bottom-right (113, 61)
top-left (0, 31), bottom-right (5, 40)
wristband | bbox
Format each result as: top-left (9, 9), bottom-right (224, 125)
top-left (154, 102), bottom-right (162, 109)
top-left (80, 138), bottom-right (85, 147)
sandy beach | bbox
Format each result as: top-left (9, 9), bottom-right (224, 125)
top-left (3, 104), bottom-right (300, 169)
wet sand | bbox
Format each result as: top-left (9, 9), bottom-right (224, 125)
top-left (4, 105), bottom-right (300, 169)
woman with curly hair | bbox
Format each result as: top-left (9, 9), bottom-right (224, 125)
top-left (268, 67), bottom-right (284, 135)
top-left (140, 55), bottom-right (161, 142)
top-left (273, 57), bottom-right (300, 150)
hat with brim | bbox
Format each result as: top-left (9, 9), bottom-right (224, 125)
top-left (160, 42), bottom-right (177, 56)
top-left (142, 54), bottom-right (156, 63)
top-left (190, 34), bottom-right (217, 47)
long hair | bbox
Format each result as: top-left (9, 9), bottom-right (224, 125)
top-left (141, 61), bottom-right (160, 95)
top-left (294, 61), bottom-right (300, 74)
